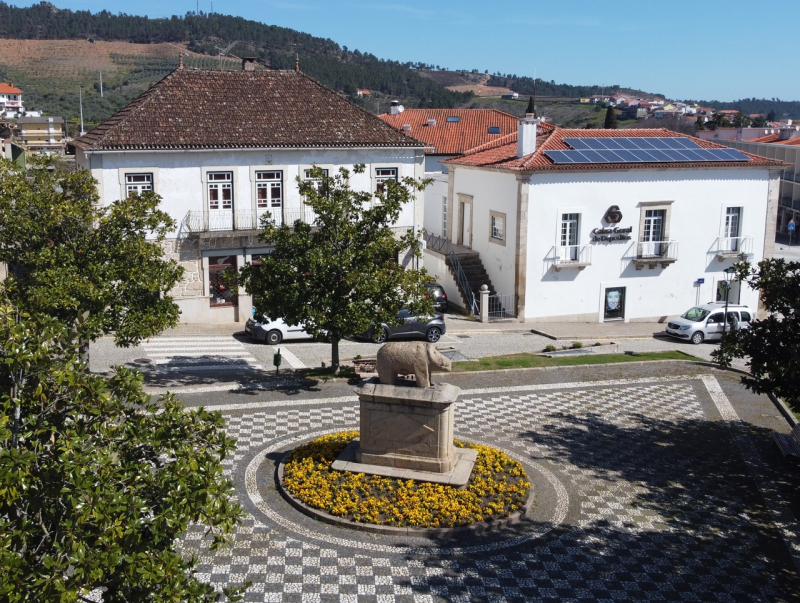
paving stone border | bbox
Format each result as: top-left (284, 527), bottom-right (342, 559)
top-left (274, 437), bottom-right (536, 537)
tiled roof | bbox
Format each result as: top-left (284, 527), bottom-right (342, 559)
top-left (446, 127), bottom-right (789, 172)
top-left (0, 83), bottom-right (22, 94)
top-left (378, 109), bottom-right (519, 155)
top-left (747, 133), bottom-right (800, 146)
top-left (17, 116), bottom-right (63, 124)
top-left (73, 69), bottom-right (423, 151)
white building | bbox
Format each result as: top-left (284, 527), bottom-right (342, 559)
top-left (72, 63), bottom-right (425, 324)
top-left (424, 117), bottom-right (785, 323)
top-left (0, 83), bottom-right (23, 116)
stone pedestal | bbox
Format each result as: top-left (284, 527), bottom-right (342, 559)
top-left (355, 379), bottom-right (460, 473)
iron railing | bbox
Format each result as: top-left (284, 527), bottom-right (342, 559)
top-left (424, 231), bottom-right (478, 315)
top-left (713, 236), bottom-right (753, 257)
top-left (183, 208), bottom-right (319, 233)
top-left (554, 244), bottom-right (592, 265)
top-left (636, 240), bottom-right (679, 261)
top-left (487, 292), bottom-right (515, 318)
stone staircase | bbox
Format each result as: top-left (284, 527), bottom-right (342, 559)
top-left (445, 250), bottom-right (496, 310)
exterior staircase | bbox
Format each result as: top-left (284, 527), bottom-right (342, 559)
top-left (446, 250), bottom-right (496, 306)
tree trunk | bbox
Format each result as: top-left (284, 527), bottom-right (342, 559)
top-left (331, 338), bottom-right (340, 373)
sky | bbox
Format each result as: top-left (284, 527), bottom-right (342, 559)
top-left (14, 0), bottom-right (800, 101)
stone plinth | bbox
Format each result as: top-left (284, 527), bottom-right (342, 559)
top-left (354, 379), bottom-right (461, 473)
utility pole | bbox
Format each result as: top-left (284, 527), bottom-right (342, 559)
top-left (99, 70), bottom-right (103, 98)
top-left (79, 84), bottom-right (85, 136)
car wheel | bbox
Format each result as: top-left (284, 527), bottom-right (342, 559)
top-left (373, 328), bottom-right (389, 344)
top-left (690, 331), bottom-right (704, 345)
top-left (266, 330), bottom-right (282, 345)
top-left (426, 327), bottom-right (442, 343)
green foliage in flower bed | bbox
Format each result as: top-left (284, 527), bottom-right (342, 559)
top-left (282, 431), bottom-right (530, 528)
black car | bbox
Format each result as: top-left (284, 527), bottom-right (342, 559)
top-left (425, 282), bottom-right (448, 313)
top-left (360, 309), bottom-right (447, 343)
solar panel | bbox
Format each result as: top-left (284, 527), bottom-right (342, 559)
top-left (550, 136), bottom-right (750, 165)
top-left (488, 126), bottom-right (501, 134)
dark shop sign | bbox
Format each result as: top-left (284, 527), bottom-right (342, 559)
top-left (591, 226), bottom-right (633, 241)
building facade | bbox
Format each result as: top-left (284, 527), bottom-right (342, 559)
top-left (0, 83), bottom-right (23, 116)
top-left (72, 65), bottom-right (425, 324)
top-left (16, 116), bottom-right (65, 153)
top-left (432, 119), bottom-right (785, 323)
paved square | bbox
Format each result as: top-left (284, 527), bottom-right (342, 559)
top-left (177, 372), bottom-right (800, 602)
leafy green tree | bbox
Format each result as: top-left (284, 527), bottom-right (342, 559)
top-left (752, 115), bottom-right (767, 127)
top-left (732, 111), bottom-right (751, 128)
top-left (604, 105), bottom-right (617, 129)
top-left (525, 95), bottom-right (535, 115)
top-left (695, 116), bottom-right (705, 130)
top-left (713, 259), bottom-right (800, 414)
top-left (0, 158), bottom-right (183, 347)
top-left (239, 165), bottom-right (434, 372)
top-left (767, 109), bottom-right (776, 122)
top-left (0, 304), bottom-right (247, 602)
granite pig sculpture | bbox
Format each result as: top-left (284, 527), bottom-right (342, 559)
top-left (376, 341), bottom-right (451, 388)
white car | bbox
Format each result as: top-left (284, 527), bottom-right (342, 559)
top-left (664, 302), bottom-right (754, 345)
top-left (244, 315), bottom-right (314, 345)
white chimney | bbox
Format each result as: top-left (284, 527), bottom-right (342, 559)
top-left (517, 114), bottom-right (541, 158)
top-left (390, 100), bottom-right (405, 115)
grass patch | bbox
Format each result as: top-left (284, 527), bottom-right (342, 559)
top-left (296, 365), bottom-right (358, 380)
top-left (451, 350), bottom-right (702, 372)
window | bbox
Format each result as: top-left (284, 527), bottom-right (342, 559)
top-left (707, 312), bottom-right (724, 324)
top-left (490, 212), bottom-right (505, 243)
top-left (209, 256), bottom-right (237, 308)
top-left (560, 213), bottom-right (580, 260)
top-left (446, 116), bottom-right (460, 123)
top-left (641, 209), bottom-right (666, 256)
top-left (488, 126), bottom-right (501, 134)
top-left (303, 168), bottom-right (328, 195)
top-left (208, 172), bottom-right (233, 211)
top-left (724, 207), bottom-right (742, 250)
top-left (125, 173), bottom-right (153, 197)
top-left (442, 196), bottom-right (448, 236)
top-left (256, 171), bottom-right (282, 209)
top-left (740, 311), bottom-right (752, 323)
top-left (375, 168), bottom-right (398, 194)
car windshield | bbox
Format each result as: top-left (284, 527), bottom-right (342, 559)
top-left (427, 286), bottom-right (444, 297)
top-left (681, 307), bottom-right (711, 322)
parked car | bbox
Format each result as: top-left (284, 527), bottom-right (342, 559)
top-left (361, 309), bottom-right (447, 343)
top-left (424, 282), bottom-right (449, 313)
top-left (245, 315), bottom-right (315, 345)
top-left (664, 302), bottom-right (754, 344)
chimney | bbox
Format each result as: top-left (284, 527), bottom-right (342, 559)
top-left (517, 114), bottom-right (541, 158)
top-left (241, 57), bottom-right (257, 71)
top-left (178, 55), bottom-right (184, 69)
top-left (295, 54), bottom-right (300, 73)
top-left (390, 100), bottom-right (405, 115)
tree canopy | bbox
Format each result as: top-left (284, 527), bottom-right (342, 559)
top-left (0, 304), bottom-right (246, 602)
top-left (714, 258), bottom-right (800, 414)
top-left (0, 158), bottom-right (183, 346)
top-left (239, 165), bottom-right (434, 371)
top-left (604, 105), bottom-right (618, 129)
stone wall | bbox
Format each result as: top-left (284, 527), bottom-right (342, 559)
top-left (162, 237), bottom-right (203, 299)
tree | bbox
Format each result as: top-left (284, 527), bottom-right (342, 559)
top-left (0, 303), bottom-right (247, 602)
top-left (604, 105), bottom-right (617, 129)
top-left (525, 95), bottom-right (535, 115)
top-left (0, 158), bottom-right (183, 347)
top-left (767, 109), bottom-right (776, 122)
top-left (752, 115), bottom-right (767, 127)
top-left (713, 259), bottom-right (800, 414)
top-left (732, 111), bottom-right (751, 128)
top-left (695, 117), bottom-right (705, 130)
top-left (239, 165), bottom-right (434, 372)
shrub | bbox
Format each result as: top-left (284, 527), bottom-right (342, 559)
top-left (544, 344), bottom-right (556, 352)
top-left (570, 341), bottom-right (583, 349)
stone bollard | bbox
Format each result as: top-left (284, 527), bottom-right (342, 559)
top-left (480, 284), bottom-right (489, 323)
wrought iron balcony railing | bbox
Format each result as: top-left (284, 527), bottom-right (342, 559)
top-left (183, 208), bottom-right (318, 233)
top-left (712, 236), bottom-right (753, 261)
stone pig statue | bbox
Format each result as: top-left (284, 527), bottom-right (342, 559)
top-left (376, 341), bottom-right (451, 388)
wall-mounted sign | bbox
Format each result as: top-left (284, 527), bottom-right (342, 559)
top-left (591, 226), bottom-right (633, 241)
top-left (603, 205), bottom-right (623, 224)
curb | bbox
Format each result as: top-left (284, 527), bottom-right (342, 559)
top-left (528, 327), bottom-right (672, 341)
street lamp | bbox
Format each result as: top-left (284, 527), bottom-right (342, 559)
top-left (722, 266), bottom-right (736, 338)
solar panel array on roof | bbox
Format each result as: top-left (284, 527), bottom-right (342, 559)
top-left (543, 137), bottom-right (750, 165)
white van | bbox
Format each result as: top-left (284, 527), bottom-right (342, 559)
top-left (244, 315), bottom-right (315, 345)
top-left (664, 302), bottom-right (754, 344)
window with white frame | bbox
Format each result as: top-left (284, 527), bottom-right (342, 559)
top-left (303, 168), bottom-right (328, 195)
top-left (375, 168), bottom-right (398, 194)
top-left (125, 173), bottom-right (153, 198)
top-left (560, 213), bottom-right (580, 260)
top-left (208, 172), bottom-right (233, 211)
top-left (490, 211), bottom-right (506, 244)
top-left (256, 171), bottom-right (283, 209)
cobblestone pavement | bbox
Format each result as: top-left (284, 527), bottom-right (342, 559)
top-left (176, 365), bottom-right (800, 602)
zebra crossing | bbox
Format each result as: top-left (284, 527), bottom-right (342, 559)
top-left (139, 337), bottom-right (263, 372)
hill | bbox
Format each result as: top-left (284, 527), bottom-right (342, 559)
top-left (0, 1), bottom-right (472, 128)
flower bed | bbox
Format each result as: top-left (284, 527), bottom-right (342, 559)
top-left (282, 431), bottom-right (531, 528)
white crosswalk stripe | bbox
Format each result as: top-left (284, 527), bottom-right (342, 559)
top-left (140, 337), bottom-right (263, 372)
top-left (271, 345), bottom-right (306, 369)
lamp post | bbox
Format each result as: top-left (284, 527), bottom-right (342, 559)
top-left (722, 266), bottom-right (736, 338)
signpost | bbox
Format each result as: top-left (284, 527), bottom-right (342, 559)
top-left (789, 219), bottom-right (796, 247)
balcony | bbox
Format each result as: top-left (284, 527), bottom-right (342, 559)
top-left (712, 236), bottom-right (753, 261)
top-left (553, 245), bottom-right (592, 271)
top-left (633, 240), bottom-right (678, 269)
top-left (183, 208), bottom-right (318, 234)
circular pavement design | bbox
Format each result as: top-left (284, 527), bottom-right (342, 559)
top-left (176, 372), bottom-right (800, 602)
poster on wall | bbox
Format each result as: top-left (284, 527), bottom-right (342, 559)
top-left (604, 287), bottom-right (626, 320)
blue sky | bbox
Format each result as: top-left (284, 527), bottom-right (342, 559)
top-left (16, 0), bottom-right (800, 101)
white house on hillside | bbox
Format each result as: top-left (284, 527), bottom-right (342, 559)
top-left (71, 61), bottom-right (425, 324)
top-left (427, 116), bottom-right (786, 323)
